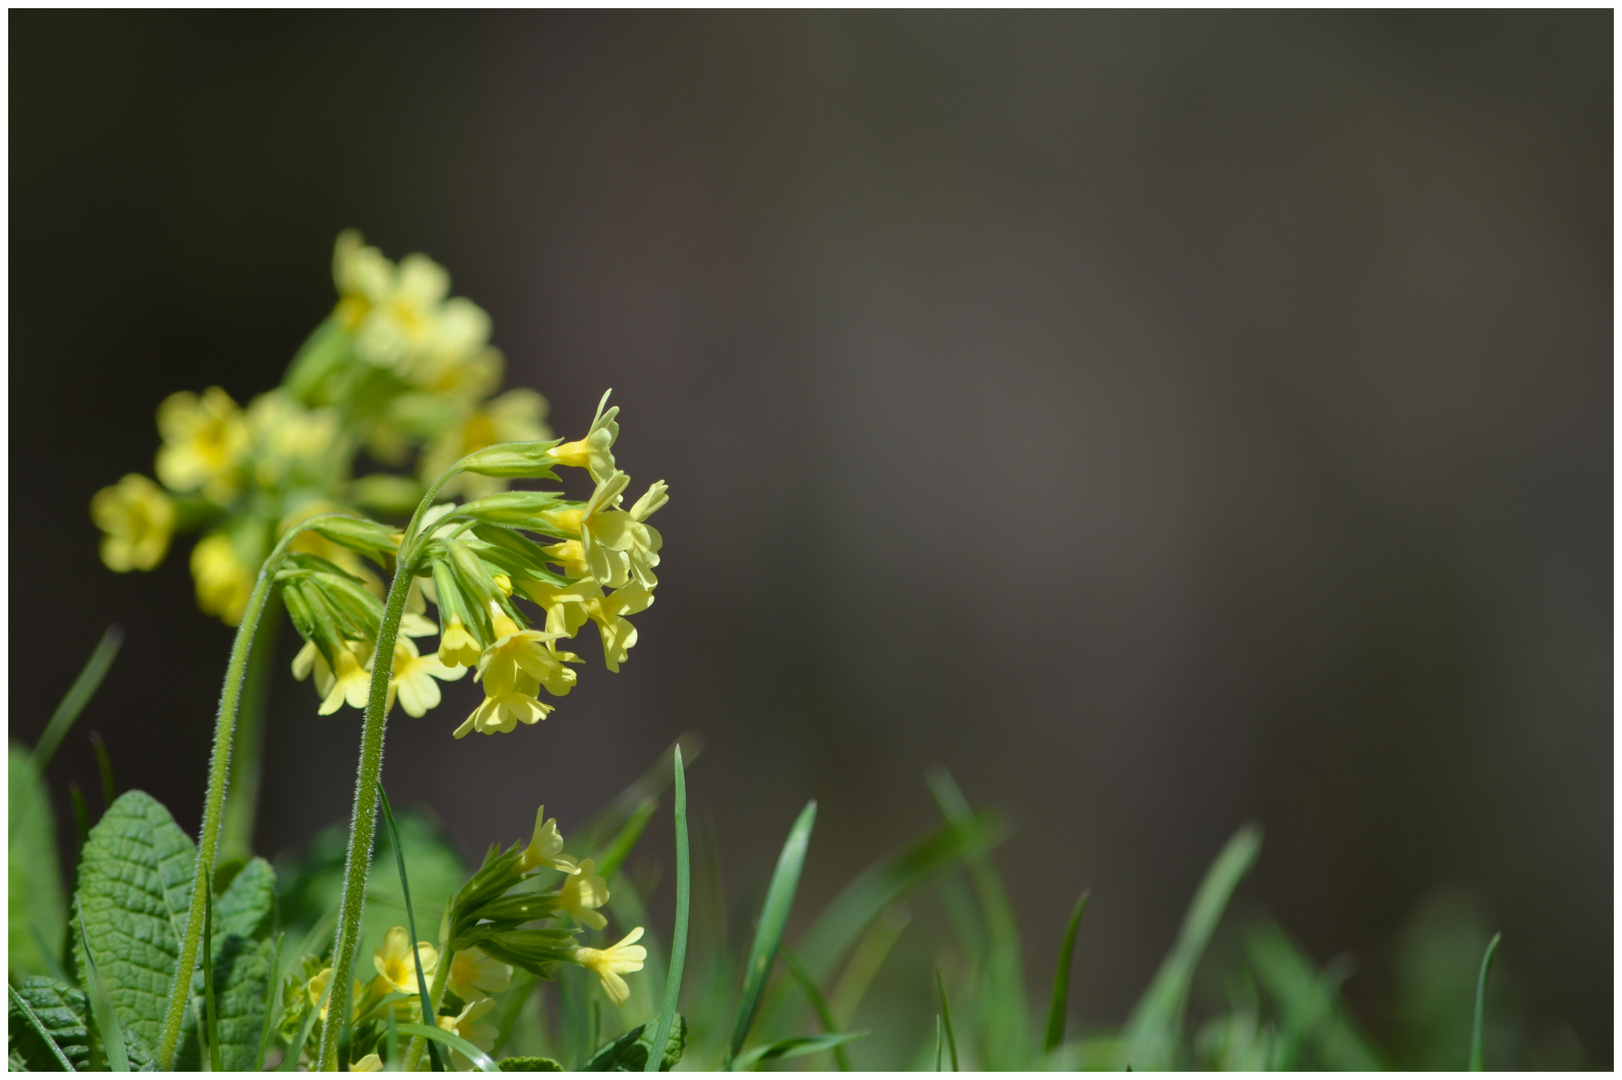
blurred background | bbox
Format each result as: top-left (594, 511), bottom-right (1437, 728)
top-left (11, 10), bottom-right (1611, 1067)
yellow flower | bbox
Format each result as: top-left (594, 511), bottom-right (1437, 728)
top-left (246, 390), bottom-right (340, 488)
top-left (90, 474), bottom-right (174, 572)
top-left (332, 229), bottom-right (393, 330)
top-left (550, 392), bottom-right (620, 483)
top-left (584, 583), bottom-right (654, 673)
top-left (446, 946), bottom-right (513, 1003)
top-left (541, 540), bottom-right (590, 580)
top-left (373, 925), bottom-right (438, 996)
top-left (540, 473), bottom-right (667, 590)
top-left (517, 806), bottom-right (579, 874)
top-left (476, 618), bottom-right (578, 700)
top-left (515, 577), bottom-right (598, 638)
top-left (437, 996), bottom-right (498, 1069)
top-left (388, 635), bottom-right (465, 717)
top-left (437, 615), bottom-right (483, 669)
top-left (351, 1053), bottom-right (384, 1072)
top-left (571, 927), bottom-right (646, 1008)
top-left (191, 533), bottom-right (255, 625)
top-left (314, 640), bottom-right (374, 715)
top-left (559, 858), bottom-right (609, 931)
top-left (155, 386), bottom-right (249, 503)
top-left (453, 667), bottom-right (553, 739)
top-left (353, 251), bottom-right (451, 369)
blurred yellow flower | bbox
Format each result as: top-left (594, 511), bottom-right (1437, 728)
top-left (571, 927), bottom-right (646, 1008)
top-left (372, 926), bottom-right (438, 996)
top-left (155, 386), bottom-right (249, 503)
top-left (421, 388), bottom-right (552, 498)
top-left (351, 1053), bottom-right (383, 1072)
top-left (437, 996), bottom-right (498, 1069)
top-left (191, 532), bottom-right (255, 625)
top-left (90, 473), bottom-right (174, 572)
top-left (446, 946), bottom-right (513, 1003)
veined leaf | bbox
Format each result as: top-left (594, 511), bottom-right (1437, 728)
top-left (581, 1015), bottom-right (687, 1071)
top-left (71, 791), bottom-right (197, 1065)
top-left (10, 976), bottom-right (88, 1071)
top-left (498, 1054), bottom-right (565, 1071)
top-left (205, 858), bottom-right (278, 1070)
top-left (9, 743), bottom-right (67, 980)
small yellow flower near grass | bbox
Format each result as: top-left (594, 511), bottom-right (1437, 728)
top-left (447, 946), bottom-right (513, 1002)
top-left (372, 925), bottom-right (438, 996)
top-left (437, 996), bottom-right (498, 1069)
top-left (571, 927), bottom-right (647, 1008)
top-left (350, 1053), bottom-right (383, 1072)
top-left (550, 392), bottom-right (620, 482)
top-left (155, 386), bottom-right (249, 504)
top-left (191, 532), bottom-right (255, 625)
top-left (90, 473), bottom-right (174, 572)
top-left (559, 858), bottom-right (610, 930)
top-left (317, 641), bottom-right (374, 716)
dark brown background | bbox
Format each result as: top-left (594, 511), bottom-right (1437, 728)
top-left (10, 10), bottom-right (1611, 1063)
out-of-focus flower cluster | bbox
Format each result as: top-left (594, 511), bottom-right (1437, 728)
top-left (90, 230), bottom-right (550, 626)
top-left (279, 808), bottom-right (643, 1070)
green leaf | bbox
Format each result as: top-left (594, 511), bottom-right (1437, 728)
top-left (731, 1030), bottom-right (869, 1071)
top-left (455, 441), bottom-right (563, 481)
top-left (593, 799), bottom-right (657, 882)
top-left (1120, 825), bottom-right (1262, 1071)
top-left (498, 1055), bottom-right (566, 1071)
top-left (581, 1016), bottom-right (688, 1071)
top-left (1044, 890), bottom-right (1090, 1053)
top-left (301, 515), bottom-right (399, 564)
top-left (350, 473), bottom-right (427, 517)
top-left (78, 911), bottom-right (131, 1071)
top-left (1469, 932), bottom-right (1502, 1071)
top-left (205, 858), bottom-right (278, 1070)
top-left (379, 785), bottom-right (444, 1074)
top-left (10, 744), bottom-right (67, 981)
top-left (575, 735), bottom-right (703, 856)
top-left (395, 1022), bottom-right (499, 1072)
top-left (778, 945), bottom-right (850, 1070)
top-left (9, 977), bottom-right (84, 1071)
top-left (71, 791), bottom-right (197, 1064)
top-left (643, 747), bottom-right (690, 1072)
top-left (725, 801), bottom-right (816, 1067)
top-left (1244, 921), bottom-right (1381, 1070)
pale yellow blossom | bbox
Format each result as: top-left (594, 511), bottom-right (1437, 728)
top-left (446, 947), bottom-right (513, 1003)
top-left (437, 996), bottom-right (498, 1070)
top-left (518, 806), bottom-right (579, 874)
top-left (191, 533), bottom-right (255, 625)
top-left (373, 925), bottom-right (438, 996)
top-left (387, 635), bottom-right (465, 717)
top-left (155, 387), bottom-right (249, 503)
top-left (559, 858), bottom-right (609, 931)
top-left (571, 928), bottom-right (646, 1008)
top-left (91, 474), bottom-right (174, 572)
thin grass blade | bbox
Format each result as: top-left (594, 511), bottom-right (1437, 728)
top-left (256, 931), bottom-right (285, 1069)
top-left (724, 800), bottom-right (817, 1068)
top-left (935, 967), bottom-right (959, 1071)
top-left (731, 1030), bottom-right (868, 1071)
top-left (380, 784), bottom-right (445, 1072)
top-left (935, 1014), bottom-right (944, 1071)
top-left (279, 970), bottom-right (333, 1071)
top-left (89, 733), bottom-right (117, 810)
top-left (575, 733), bottom-right (702, 854)
top-left (9, 983), bottom-right (77, 1071)
top-left (1469, 932), bottom-right (1502, 1071)
top-left (827, 903), bottom-right (910, 1028)
top-left (34, 627), bottom-right (122, 771)
top-left (1044, 890), bottom-right (1090, 1053)
top-left (203, 882), bottom-right (223, 1071)
top-left (779, 944), bottom-right (851, 1070)
top-left (1121, 825), bottom-right (1262, 1071)
top-left (594, 797), bottom-right (658, 880)
top-left (397, 1021), bottom-right (500, 1072)
top-left (645, 746), bottom-right (691, 1072)
top-left (77, 912), bottom-right (129, 1072)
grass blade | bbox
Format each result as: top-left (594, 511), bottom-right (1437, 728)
top-left (779, 944), bottom-right (851, 1070)
top-left (731, 1030), bottom-right (868, 1070)
top-left (1121, 825), bottom-right (1262, 1071)
top-left (1044, 890), bottom-right (1090, 1053)
top-left (256, 931), bottom-right (285, 1069)
top-left (396, 1021), bottom-right (500, 1072)
top-left (935, 1014), bottom-right (944, 1071)
top-left (89, 733), bottom-right (117, 810)
top-left (935, 967), bottom-right (958, 1071)
top-left (927, 767), bottom-right (1031, 1069)
top-left (34, 626), bottom-right (122, 771)
top-left (575, 733), bottom-right (702, 854)
top-left (1244, 921), bottom-right (1381, 1070)
top-left (380, 784), bottom-right (445, 1073)
top-left (1469, 932), bottom-right (1502, 1071)
top-left (645, 746), bottom-right (691, 1072)
top-left (279, 969), bottom-right (333, 1071)
top-left (594, 797), bottom-right (658, 880)
top-left (77, 911), bottom-right (129, 1072)
top-left (724, 800), bottom-right (817, 1068)
top-left (827, 903), bottom-right (910, 1027)
top-left (9, 982), bottom-right (77, 1071)
top-left (203, 881), bottom-right (223, 1072)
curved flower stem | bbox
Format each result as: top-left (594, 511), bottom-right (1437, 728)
top-left (317, 477), bottom-right (457, 1071)
top-left (220, 589), bottom-right (282, 865)
top-left (156, 523), bottom-right (311, 1069)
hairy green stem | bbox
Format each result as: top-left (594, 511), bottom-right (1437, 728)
top-left (157, 524), bottom-right (312, 1069)
top-left (220, 590), bottom-right (282, 865)
top-left (317, 478), bottom-right (454, 1070)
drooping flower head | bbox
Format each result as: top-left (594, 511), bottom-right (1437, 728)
top-left (571, 927), bottom-right (647, 1008)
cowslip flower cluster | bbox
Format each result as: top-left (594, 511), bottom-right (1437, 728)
top-left (273, 388), bottom-right (666, 734)
top-left (89, 231), bottom-right (549, 626)
top-left (279, 805), bottom-right (644, 1069)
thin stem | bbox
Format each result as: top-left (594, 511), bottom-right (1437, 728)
top-left (403, 934), bottom-right (455, 1073)
top-left (316, 475), bottom-right (453, 1070)
top-left (220, 590), bottom-right (282, 865)
top-left (155, 517), bottom-right (359, 1070)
